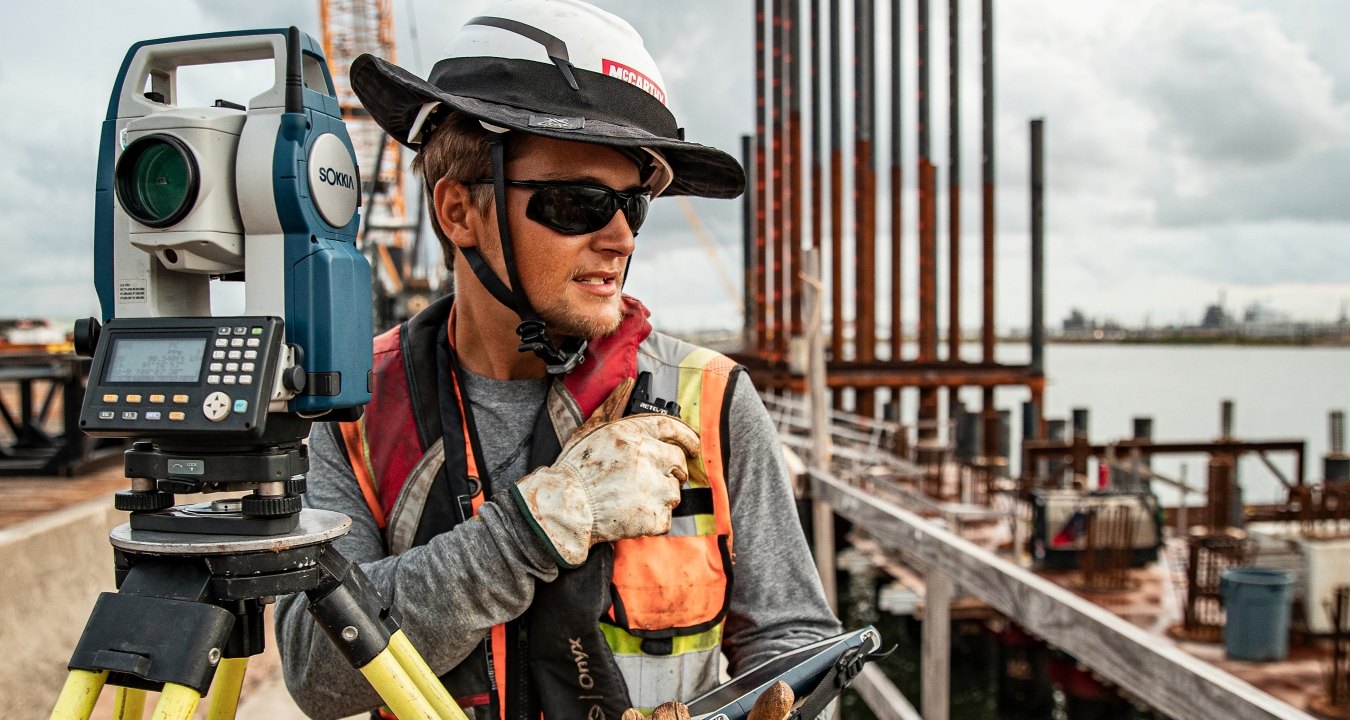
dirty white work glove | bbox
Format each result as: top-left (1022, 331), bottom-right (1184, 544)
top-left (511, 379), bottom-right (700, 568)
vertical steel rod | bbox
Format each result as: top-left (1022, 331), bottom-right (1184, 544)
top-left (917, 0), bottom-right (939, 438)
top-left (1029, 117), bottom-right (1045, 378)
top-left (742, 134), bottom-right (757, 351)
top-left (789, 0), bottom-right (805, 343)
top-left (811, 0), bottom-right (824, 259)
top-left (980, 0), bottom-right (997, 456)
top-left (829, 0), bottom-right (845, 386)
top-left (772, 0), bottom-right (787, 362)
top-left (855, 0), bottom-right (878, 419)
top-left (755, 0), bottom-right (769, 358)
top-left (947, 0), bottom-right (962, 420)
top-left (889, 0), bottom-right (904, 363)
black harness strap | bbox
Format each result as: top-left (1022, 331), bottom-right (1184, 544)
top-left (455, 136), bottom-right (587, 374)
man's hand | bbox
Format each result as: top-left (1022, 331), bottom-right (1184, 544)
top-left (620, 682), bottom-right (794, 720)
top-left (511, 380), bottom-right (699, 567)
top-left (747, 681), bottom-right (794, 720)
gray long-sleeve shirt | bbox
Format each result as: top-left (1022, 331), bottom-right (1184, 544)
top-left (275, 366), bottom-right (841, 719)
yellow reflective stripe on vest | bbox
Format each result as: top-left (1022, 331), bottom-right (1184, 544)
top-left (600, 622), bottom-right (723, 656)
top-left (676, 346), bottom-right (719, 492)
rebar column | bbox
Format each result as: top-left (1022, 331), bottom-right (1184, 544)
top-left (980, 0), bottom-right (996, 452)
top-left (1029, 118), bottom-right (1045, 377)
top-left (917, 0), bottom-right (939, 439)
top-left (754, 0), bottom-right (769, 358)
top-left (771, 0), bottom-right (787, 362)
top-left (889, 0), bottom-right (903, 364)
top-left (788, 0), bottom-right (804, 343)
top-left (742, 134), bottom-right (756, 351)
top-left (810, 0), bottom-right (824, 260)
top-left (854, 0), bottom-right (878, 418)
top-left (828, 0), bottom-right (845, 378)
top-left (947, 0), bottom-right (962, 387)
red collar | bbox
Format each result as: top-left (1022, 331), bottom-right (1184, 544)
top-left (445, 295), bottom-right (653, 418)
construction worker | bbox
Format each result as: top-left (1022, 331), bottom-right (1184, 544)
top-left (274, 1), bottom-right (840, 718)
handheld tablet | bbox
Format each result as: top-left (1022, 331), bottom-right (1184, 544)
top-left (684, 626), bottom-right (882, 720)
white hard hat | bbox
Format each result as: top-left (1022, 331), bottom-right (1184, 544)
top-left (350, 0), bottom-right (744, 198)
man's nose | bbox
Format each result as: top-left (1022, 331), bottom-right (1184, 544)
top-left (592, 210), bottom-right (637, 256)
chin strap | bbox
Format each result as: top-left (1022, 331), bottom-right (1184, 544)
top-left (457, 135), bottom-right (587, 375)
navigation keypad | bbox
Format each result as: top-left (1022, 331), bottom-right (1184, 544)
top-left (202, 392), bottom-right (231, 422)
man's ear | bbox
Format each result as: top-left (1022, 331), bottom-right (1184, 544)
top-left (433, 178), bottom-right (485, 249)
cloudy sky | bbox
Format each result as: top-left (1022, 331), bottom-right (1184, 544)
top-left (2, 0), bottom-right (1347, 334)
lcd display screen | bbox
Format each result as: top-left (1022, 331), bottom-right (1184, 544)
top-left (106, 337), bottom-right (207, 383)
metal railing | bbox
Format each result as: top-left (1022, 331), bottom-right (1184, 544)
top-left (809, 468), bottom-right (1317, 720)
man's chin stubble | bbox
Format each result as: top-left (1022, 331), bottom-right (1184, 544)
top-left (540, 303), bottom-right (624, 340)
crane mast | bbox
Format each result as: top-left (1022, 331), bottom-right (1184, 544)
top-left (319, 0), bottom-right (432, 328)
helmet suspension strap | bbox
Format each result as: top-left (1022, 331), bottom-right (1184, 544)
top-left (457, 135), bottom-right (587, 375)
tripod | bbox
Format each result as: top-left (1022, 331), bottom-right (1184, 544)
top-left (49, 446), bottom-right (467, 720)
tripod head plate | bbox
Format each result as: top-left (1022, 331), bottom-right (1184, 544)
top-left (111, 508), bottom-right (349, 555)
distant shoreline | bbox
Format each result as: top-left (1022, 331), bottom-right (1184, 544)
top-left (1037, 334), bottom-right (1350, 347)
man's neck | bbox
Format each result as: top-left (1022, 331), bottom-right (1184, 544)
top-left (452, 267), bottom-right (550, 380)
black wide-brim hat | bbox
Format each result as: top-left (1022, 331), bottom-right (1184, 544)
top-left (349, 54), bottom-right (746, 199)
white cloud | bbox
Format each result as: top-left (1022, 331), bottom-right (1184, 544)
top-left (3, 0), bottom-right (1348, 332)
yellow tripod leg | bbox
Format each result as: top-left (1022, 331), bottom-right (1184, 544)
top-left (50, 669), bottom-right (108, 720)
top-left (149, 683), bottom-right (201, 720)
top-left (113, 686), bottom-right (148, 719)
top-left (360, 647), bottom-right (442, 720)
top-left (205, 658), bottom-right (248, 720)
top-left (388, 630), bottom-right (470, 720)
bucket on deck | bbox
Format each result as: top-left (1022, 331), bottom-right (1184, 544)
top-left (1220, 567), bottom-right (1294, 661)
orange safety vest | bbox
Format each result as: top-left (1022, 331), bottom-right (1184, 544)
top-left (336, 294), bottom-right (739, 717)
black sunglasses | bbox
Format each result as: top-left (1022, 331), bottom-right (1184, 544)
top-left (478, 179), bottom-right (650, 236)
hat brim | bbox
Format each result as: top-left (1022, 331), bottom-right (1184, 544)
top-left (350, 54), bottom-right (745, 199)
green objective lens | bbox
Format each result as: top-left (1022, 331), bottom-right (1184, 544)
top-left (115, 135), bottom-right (198, 228)
top-left (131, 142), bottom-right (190, 222)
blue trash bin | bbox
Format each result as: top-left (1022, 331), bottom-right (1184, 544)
top-left (1220, 567), bottom-right (1294, 661)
